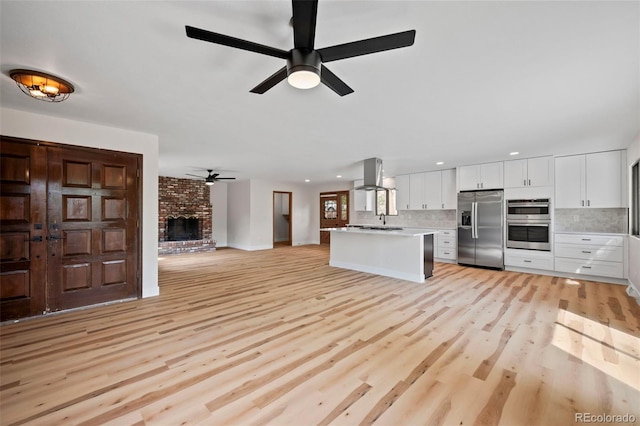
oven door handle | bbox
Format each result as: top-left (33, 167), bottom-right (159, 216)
top-left (507, 202), bottom-right (550, 208)
top-left (507, 221), bottom-right (550, 227)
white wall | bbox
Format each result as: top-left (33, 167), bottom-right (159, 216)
top-left (628, 133), bottom-right (640, 294)
top-left (225, 179), bottom-right (335, 250)
top-left (211, 182), bottom-right (228, 247)
top-left (0, 108), bottom-right (160, 297)
top-left (227, 180), bottom-right (252, 250)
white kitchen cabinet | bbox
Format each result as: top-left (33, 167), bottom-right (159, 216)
top-left (404, 170), bottom-right (456, 210)
top-left (441, 169), bottom-right (457, 209)
top-left (424, 171), bottom-right (442, 209)
top-left (504, 156), bottom-right (552, 188)
top-left (435, 229), bottom-right (457, 262)
top-left (555, 150), bottom-right (626, 208)
top-left (395, 174), bottom-right (410, 210)
top-left (409, 173), bottom-right (426, 210)
top-left (353, 180), bottom-right (374, 211)
top-left (458, 162), bottom-right (503, 191)
top-left (554, 233), bottom-right (625, 279)
top-left (504, 249), bottom-right (554, 271)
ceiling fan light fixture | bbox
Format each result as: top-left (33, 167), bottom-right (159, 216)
top-left (287, 50), bottom-right (321, 90)
top-left (10, 69), bottom-right (75, 102)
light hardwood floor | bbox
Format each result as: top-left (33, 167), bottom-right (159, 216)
top-left (1, 245), bottom-right (639, 425)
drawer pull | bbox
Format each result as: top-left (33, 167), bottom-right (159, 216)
top-left (443, 252), bottom-right (450, 255)
top-left (523, 260), bottom-right (532, 263)
top-left (581, 238), bottom-right (591, 241)
top-left (582, 250), bottom-right (592, 254)
top-left (582, 266), bottom-right (591, 269)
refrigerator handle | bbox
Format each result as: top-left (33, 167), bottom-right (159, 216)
top-left (472, 202), bottom-right (477, 239)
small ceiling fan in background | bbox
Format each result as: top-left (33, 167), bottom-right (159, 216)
top-left (185, 0), bottom-right (416, 96)
top-left (186, 170), bottom-right (236, 186)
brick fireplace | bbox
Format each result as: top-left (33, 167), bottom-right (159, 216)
top-left (158, 176), bottom-right (215, 255)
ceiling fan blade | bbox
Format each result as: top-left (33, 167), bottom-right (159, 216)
top-left (214, 178), bottom-right (236, 180)
top-left (210, 173), bottom-right (220, 179)
top-left (317, 30), bottom-right (416, 63)
top-left (250, 66), bottom-right (288, 94)
top-left (292, 0), bottom-right (318, 50)
top-left (186, 173), bottom-right (206, 178)
top-left (185, 26), bottom-right (289, 59)
top-left (320, 65), bottom-right (354, 96)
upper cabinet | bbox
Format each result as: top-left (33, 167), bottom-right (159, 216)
top-left (504, 156), bottom-right (553, 188)
top-left (555, 150), bottom-right (626, 208)
top-left (395, 174), bottom-right (410, 210)
top-left (353, 180), bottom-right (374, 211)
top-left (458, 161), bottom-right (504, 191)
top-left (395, 169), bottom-right (456, 210)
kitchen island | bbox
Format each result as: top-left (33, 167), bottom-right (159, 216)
top-left (322, 226), bottom-right (437, 283)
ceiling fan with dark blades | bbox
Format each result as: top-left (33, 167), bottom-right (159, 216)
top-left (185, 0), bottom-right (416, 96)
top-left (186, 170), bottom-right (236, 186)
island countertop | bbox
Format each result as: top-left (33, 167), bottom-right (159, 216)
top-left (320, 226), bottom-right (438, 237)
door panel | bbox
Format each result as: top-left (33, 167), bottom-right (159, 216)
top-left (475, 191), bottom-right (504, 268)
top-left (47, 146), bottom-right (139, 311)
top-left (319, 191), bottom-right (349, 244)
top-left (457, 192), bottom-right (475, 264)
top-left (0, 138), bottom-right (47, 321)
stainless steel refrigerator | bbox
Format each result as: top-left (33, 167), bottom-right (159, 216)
top-left (457, 190), bottom-right (504, 269)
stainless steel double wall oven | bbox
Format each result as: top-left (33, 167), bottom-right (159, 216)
top-left (506, 198), bottom-right (551, 251)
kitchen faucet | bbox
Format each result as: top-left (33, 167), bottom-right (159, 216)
top-left (379, 213), bottom-right (386, 226)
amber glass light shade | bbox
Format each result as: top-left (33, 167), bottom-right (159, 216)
top-left (10, 69), bottom-right (75, 102)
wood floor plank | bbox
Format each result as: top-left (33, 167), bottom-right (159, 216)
top-left (1, 245), bottom-right (638, 425)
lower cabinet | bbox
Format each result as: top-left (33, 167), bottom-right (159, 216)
top-left (435, 229), bottom-right (457, 262)
top-left (554, 233), bottom-right (625, 279)
top-left (504, 249), bottom-right (554, 270)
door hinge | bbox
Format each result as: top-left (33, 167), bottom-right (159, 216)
top-left (136, 169), bottom-right (140, 178)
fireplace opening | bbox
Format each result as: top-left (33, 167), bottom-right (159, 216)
top-left (167, 217), bottom-right (201, 241)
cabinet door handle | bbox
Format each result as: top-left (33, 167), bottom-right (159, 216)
top-left (581, 200), bottom-right (584, 206)
top-left (524, 179), bottom-right (527, 186)
top-left (442, 203), bottom-right (444, 209)
top-left (477, 183), bottom-right (480, 189)
top-left (481, 182), bottom-right (484, 188)
top-left (528, 179), bottom-right (531, 186)
top-left (587, 200), bottom-right (590, 206)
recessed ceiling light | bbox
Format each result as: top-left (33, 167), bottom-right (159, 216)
top-left (304, 179), bottom-right (310, 183)
top-left (336, 175), bottom-right (342, 178)
top-left (436, 161), bottom-right (444, 165)
top-left (510, 151), bottom-right (520, 156)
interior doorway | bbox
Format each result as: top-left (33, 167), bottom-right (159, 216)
top-left (319, 191), bottom-right (349, 244)
top-left (273, 191), bottom-right (292, 247)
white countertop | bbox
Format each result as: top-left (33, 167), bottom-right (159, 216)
top-left (321, 227), bottom-right (438, 237)
top-left (554, 231), bottom-right (628, 236)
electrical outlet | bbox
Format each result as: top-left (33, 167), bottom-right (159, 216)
top-left (573, 215), bottom-right (580, 222)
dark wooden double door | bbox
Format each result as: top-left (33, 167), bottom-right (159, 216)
top-left (1, 137), bottom-right (141, 321)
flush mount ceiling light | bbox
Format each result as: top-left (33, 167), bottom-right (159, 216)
top-left (10, 69), bottom-right (75, 102)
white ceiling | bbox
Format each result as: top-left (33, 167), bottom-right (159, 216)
top-left (1, 1), bottom-right (638, 184)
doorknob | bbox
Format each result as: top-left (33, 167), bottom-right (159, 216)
top-left (47, 235), bottom-right (66, 241)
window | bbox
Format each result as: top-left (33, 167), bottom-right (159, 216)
top-left (632, 161), bottom-right (639, 236)
top-left (375, 189), bottom-right (398, 216)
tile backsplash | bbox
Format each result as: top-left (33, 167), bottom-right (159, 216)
top-left (353, 209), bottom-right (457, 229)
top-left (554, 208), bottom-right (628, 234)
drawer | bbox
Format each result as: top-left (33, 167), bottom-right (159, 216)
top-left (437, 247), bottom-right (457, 260)
top-left (438, 237), bottom-right (456, 248)
top-left (554, 243), bottom-right (623, 262)
top-left (554, 234), bottom-right (624, 247)
top-left (555, 258), bottom-right (624, 279)
top-left (438, 229), bottom-right (457, 238)
top-left (505, 254), bottom-right (553, 270)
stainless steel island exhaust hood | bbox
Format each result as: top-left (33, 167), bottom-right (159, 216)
top-left (354, 157), bottom-right (394, 191)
